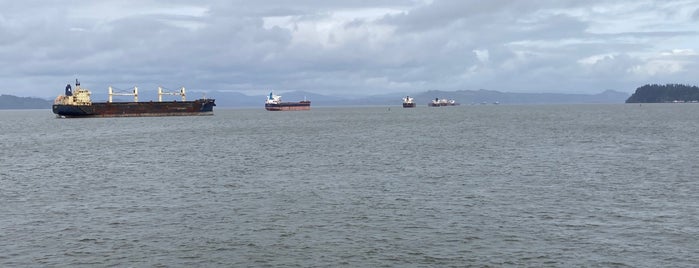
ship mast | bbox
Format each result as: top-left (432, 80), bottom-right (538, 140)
top-left (158, 86), bottom-right (186, 102)
top-left (108, 86), bottom-right (139, 102)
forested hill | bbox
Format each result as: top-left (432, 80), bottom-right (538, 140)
top-left (0, 94), bottom-right (52, 109)
top-left (626, 84), bottom-right (699, 103)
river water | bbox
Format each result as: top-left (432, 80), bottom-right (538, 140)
top-left (1, 104), bottom-right (697, 267)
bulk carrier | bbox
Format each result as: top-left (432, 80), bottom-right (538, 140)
top-left (264, 91), bottom-right (310, 111)
top-left (52, 80), bottom-right (215, 118)
top-left (428, 98), bottom-right (459, 107)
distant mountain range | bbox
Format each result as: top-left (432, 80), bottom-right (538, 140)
top-left (202, 89), bottom-right (629, 107)
top-left (0, 94), bottom-right (53, 109)
top-left (0, 89), bottom-right (630, 109)
top-left (208, 89), bottom-right (630, 108)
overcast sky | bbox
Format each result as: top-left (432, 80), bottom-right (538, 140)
top-left (2, 0), bottom-right (698, 98)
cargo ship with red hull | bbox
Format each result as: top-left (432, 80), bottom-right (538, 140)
top-left (52, 80), bottom-right (215, 118)
top-left (402, 96), bottom-right (416, 108)
top-left (265, 91), bottom-right (310, 111)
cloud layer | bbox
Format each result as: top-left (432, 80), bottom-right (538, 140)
top-left (1, 0), bottom-right (698, 98)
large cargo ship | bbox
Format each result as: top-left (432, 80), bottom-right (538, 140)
top-left (264, 91), bottom-right (310, 111)
top-left (402, 96), bottom-right (416, 108)
top-left (428, 98), bottom-right (459, 107)
top-left (52, 80), bottom-right (215, 118)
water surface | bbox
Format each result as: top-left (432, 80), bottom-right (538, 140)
top-left (1, 104), bottom-right (697, 267)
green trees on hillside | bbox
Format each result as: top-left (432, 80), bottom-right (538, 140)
top-left (626, 84), bottom-right (699, 103)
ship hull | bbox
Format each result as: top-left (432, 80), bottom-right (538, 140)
top-left (265, 101), bottom-right (311, 111)
top-left (52, 99), bottom-right (216, 118)
top-left (403, 103), bottom-right (416, 108)
top-left (428, 103), bottom-right (459, 107)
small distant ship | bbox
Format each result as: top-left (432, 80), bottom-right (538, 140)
top-left (265, 91), bottom-right (311, 111)
top-left (428, 98), bottom-right (459, 107)
top-left (52, 79), bottom-right (215, 118)
top-left (402, 96), bottom-right (416, 108)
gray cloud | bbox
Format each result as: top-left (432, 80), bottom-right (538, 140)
top-left (1, 0), bottom-right (698, 98)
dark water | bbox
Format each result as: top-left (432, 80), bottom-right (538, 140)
top-left (1, 104), bottom-right (697, 267)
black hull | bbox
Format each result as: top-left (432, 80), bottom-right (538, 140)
top-left (53, 99), bottom-right (216, 118)
top-left (428, 103), bottom-right (459, 107)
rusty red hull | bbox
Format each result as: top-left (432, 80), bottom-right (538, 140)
top-left (265, 101), bottom-right (311, 111)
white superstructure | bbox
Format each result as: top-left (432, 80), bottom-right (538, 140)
top-left (266, 91), bottom-right (283, 104)
top-left (54, 80), bottom-right (92, 106)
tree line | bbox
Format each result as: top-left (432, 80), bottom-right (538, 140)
top-left (626, 84), bottom-right (699, 103)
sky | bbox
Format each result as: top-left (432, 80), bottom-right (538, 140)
top-left (1, 0), bottom-right (698, 98)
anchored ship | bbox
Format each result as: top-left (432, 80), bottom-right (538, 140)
top-left (402, 96), bottom-right (416, 108)
top-left (52, 79), bottom-right (215, 118)
top-left (265, 91), bottom-right (310, 111)
top-left (428, 98), bottom-right (459, 107)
